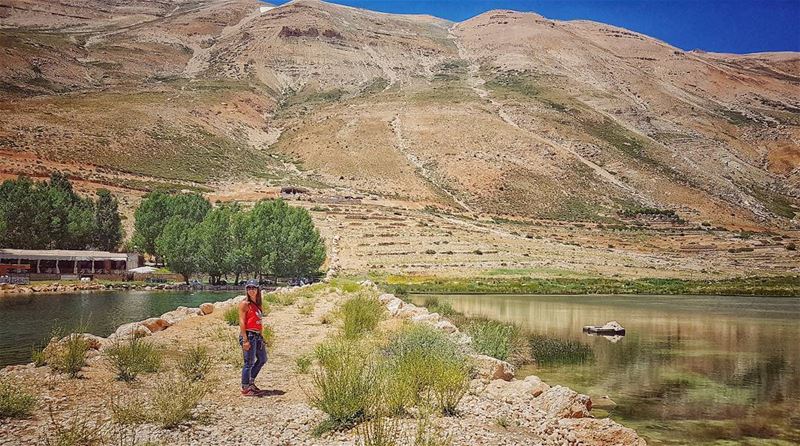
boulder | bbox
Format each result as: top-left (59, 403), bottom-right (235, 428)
top-left (484, 375), bottom-right (551, 402)
top-left (523, 374), bottom-right (551, 397)
top-left (378, 293), bottom-right (396, 304)
top-left (592, 395), bottom-right (617, 410)
top-left (160, 306), bottom-right (198, 324)
top-left (434, 320), bottom-right (458, 333)
top-left (141, 317), bottom-right (171, 333)
top-left (386, 298), bottom-right (405, 316)
top-left (532, 385), bottom-right (592, 419)
top-left (558, 418), bottom-right (646, 446)
top-left (199, 303), bottom-right (215, 315)
top-left (411, 312), bottom-right (440, 324)
top-left (111, 322), bottom-right (152, 340)
top-left (471, 354), bottom-right (515, 381)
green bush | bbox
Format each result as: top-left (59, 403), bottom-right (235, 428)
top-left (340, 294), bottom-right (384, 339)
top-left (528, 334), bottom-right (594, 365)
top-left (414, 417), bottom-right (452, 446)
top-left (31, 344), bottom-right (47, 367)
top-left (151, 375), bottom-right (207, 428)
top-left (464, 319), bottom-right (520, 362)
top-left (308, 338), bottom-right (378, 434)
top-left (45, 333), bottom-right (90, 378)
top-left (41, 405), bottom-right (107, 446)
top-left (383, 324), bottom-right (470, 415)
top-left (422, 297), bottom-right (458, 317)
top-left (356, 416), bottom-right (401, 446)
top-left (223, 306), bottom-right (239, 326)
top-left (105, 337), bottom-right (162, 382)
top-left (295, 354), bottom-right (312, 374)
top-left (177, 345), bottom-right (213, 381)
top-left (0, 377), bottom-right (37, 418)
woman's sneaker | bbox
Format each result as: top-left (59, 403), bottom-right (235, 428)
top-left (241, 386), bottom-right (258, 397)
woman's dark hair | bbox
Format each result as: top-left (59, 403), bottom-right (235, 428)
top-left (246, 287), bottom-right (262, 308)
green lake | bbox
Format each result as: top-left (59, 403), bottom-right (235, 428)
top-left (414, 294), bottom-right (800, 445)
top-left (0, 290), bottom-right (239, 368)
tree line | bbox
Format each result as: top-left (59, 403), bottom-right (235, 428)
top-left (0, 174), bottom-right (122, 251)
top-left (132, 191), bottom-right (326, 284)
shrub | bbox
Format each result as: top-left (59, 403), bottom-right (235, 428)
top-left (223, 306), bottom-right (239, 326)
top-left (105, 337), bottom-right (162, 381)
top-left (340, 294), bottom-right (384, 339)
top-left (430, 359), bottom-right (470, 415)
top-left (31, 344), bottom-right (47, 367)
top-left (151, 375), bottom-right (207, 428)
top-left (356, 416), bottom-right (401, 446)
top-left (213, 327), bottom-right (243, 368)
top-left (528, 334), bottom-right (594, 365)
top-left (262, 324), bottom-right (275, 347)
top-left (295, 354), bottom-right (312, 374)
top-left (45, 333), bottom-right (90, 378)
top-left (177, 345), bottom-right (213, 381)
top-left (383, 324), bottom-right (469, 414)
top-left (422, 297), bottom-right (458, 317)
top-left (41, 405), bottom-right (107, 446)
top-left (308, 338), bottom-right (378, 434)
top-left (110, 395), bottom-right (148, 425)
top-left (0, 377), bottom-right (37, 418)
top-left (464, 319), bottom-right (520, 362)
top-left (414, 417), bottom-right (452, 446)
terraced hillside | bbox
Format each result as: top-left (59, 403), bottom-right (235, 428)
top-left (1, 0), bottom-right (798, 278)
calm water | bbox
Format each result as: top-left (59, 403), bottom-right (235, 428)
top-left (0, 291), bottom-right (238, 367)
top-left (415, 294), bottom-right (800, 445)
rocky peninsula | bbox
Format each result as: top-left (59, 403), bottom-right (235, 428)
top-left (0, 281), bottom-right (644, 445)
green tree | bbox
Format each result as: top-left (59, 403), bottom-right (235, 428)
top-left (94, 189), bottom-right (123, 251)
top-left (226, 209), bottom-right (254, 284)
top-left (0, 176), bottom-right (40, 248)
top-left (195, 204), bottom-right (236, 285)
top-left (248, 199), bottom-right (326, 279)
top-left (133, 191), bottom-right (210, 259)
top-left (155, 218), bottom-right (201, 284)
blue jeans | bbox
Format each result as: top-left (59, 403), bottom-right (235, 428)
top-left (240, 331), bottom-right (267, 388)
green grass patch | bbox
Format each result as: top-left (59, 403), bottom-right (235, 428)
top-left (384, 275), bottom-right (800, 297)
top-left (177, 345), bottom-right (213, 382)
top-left (0, 377), bottom-right (37, 418)
top-left (464, 319), bottom-right (523, 363)
top-left (104, 337), bottom-right (163, 382)
top-left (340, 294), bottom-right (385, 339)
top-left (528, 334), bottom-right (594, 366)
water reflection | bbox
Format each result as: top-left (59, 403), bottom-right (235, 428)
top-left (0, 291), bottom-right (238, 367)
top-left (416, 294), bottom-right (800, 445)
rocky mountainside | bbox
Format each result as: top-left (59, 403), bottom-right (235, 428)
top-left (1, 0), bottom-right (798, 230)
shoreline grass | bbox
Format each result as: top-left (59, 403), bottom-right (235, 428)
top-left (383, 275), bottom-right (800, 297)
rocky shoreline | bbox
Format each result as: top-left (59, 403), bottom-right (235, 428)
top-left (0, 281), bottom-right (645, 445)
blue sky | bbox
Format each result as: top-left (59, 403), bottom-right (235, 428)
top-left (270, 0), bottom-right (800, 54)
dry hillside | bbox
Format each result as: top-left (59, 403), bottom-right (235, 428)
top-left (1, 0), bottom-right (798, 278)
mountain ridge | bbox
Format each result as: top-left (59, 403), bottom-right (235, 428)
top-left (1, 0), bottom-right (798, 236)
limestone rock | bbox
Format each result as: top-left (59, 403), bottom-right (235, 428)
top-left (141, 317), bottom-right (171, 333)
top-left (386, 298), bottom-right (405, 316)
top-left (471, 354), bottom-right (515, 381)
top-left (559, 418), bottom-right (646, 446)
top-left (378, 293), bottom-right (396, 304)
top-left (411, 312), bottom-right (440, 324)
top-left (434, 320), bottom-right (458, 333)
top-left (523, 374), bottom-right (551, 397)
top-left (484, 375), bottom-right (551, 402)
top-left (200, 303), bottom-right (215, 315)
top-left (533, 385), bottom-right (592, 419)
top-left (110, 322), bottom-right (152, 340)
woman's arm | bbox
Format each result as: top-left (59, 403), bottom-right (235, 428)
top-left (239, 301), bottom-right (250, 351)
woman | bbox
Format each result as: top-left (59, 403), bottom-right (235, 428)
top-left (239, 279), bottom-right (267, 396)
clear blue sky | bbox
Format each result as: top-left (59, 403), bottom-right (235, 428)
top-left (270, 0), bottom-right (800, 54)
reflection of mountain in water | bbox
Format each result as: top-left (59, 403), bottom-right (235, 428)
top-left (417, 294), bottom-right (800, 444)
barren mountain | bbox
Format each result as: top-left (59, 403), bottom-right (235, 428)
top-left (1, 0), bottom-right (798, 277)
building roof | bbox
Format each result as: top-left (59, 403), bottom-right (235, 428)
top-left (0, 249), bottom-right (128, 261)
